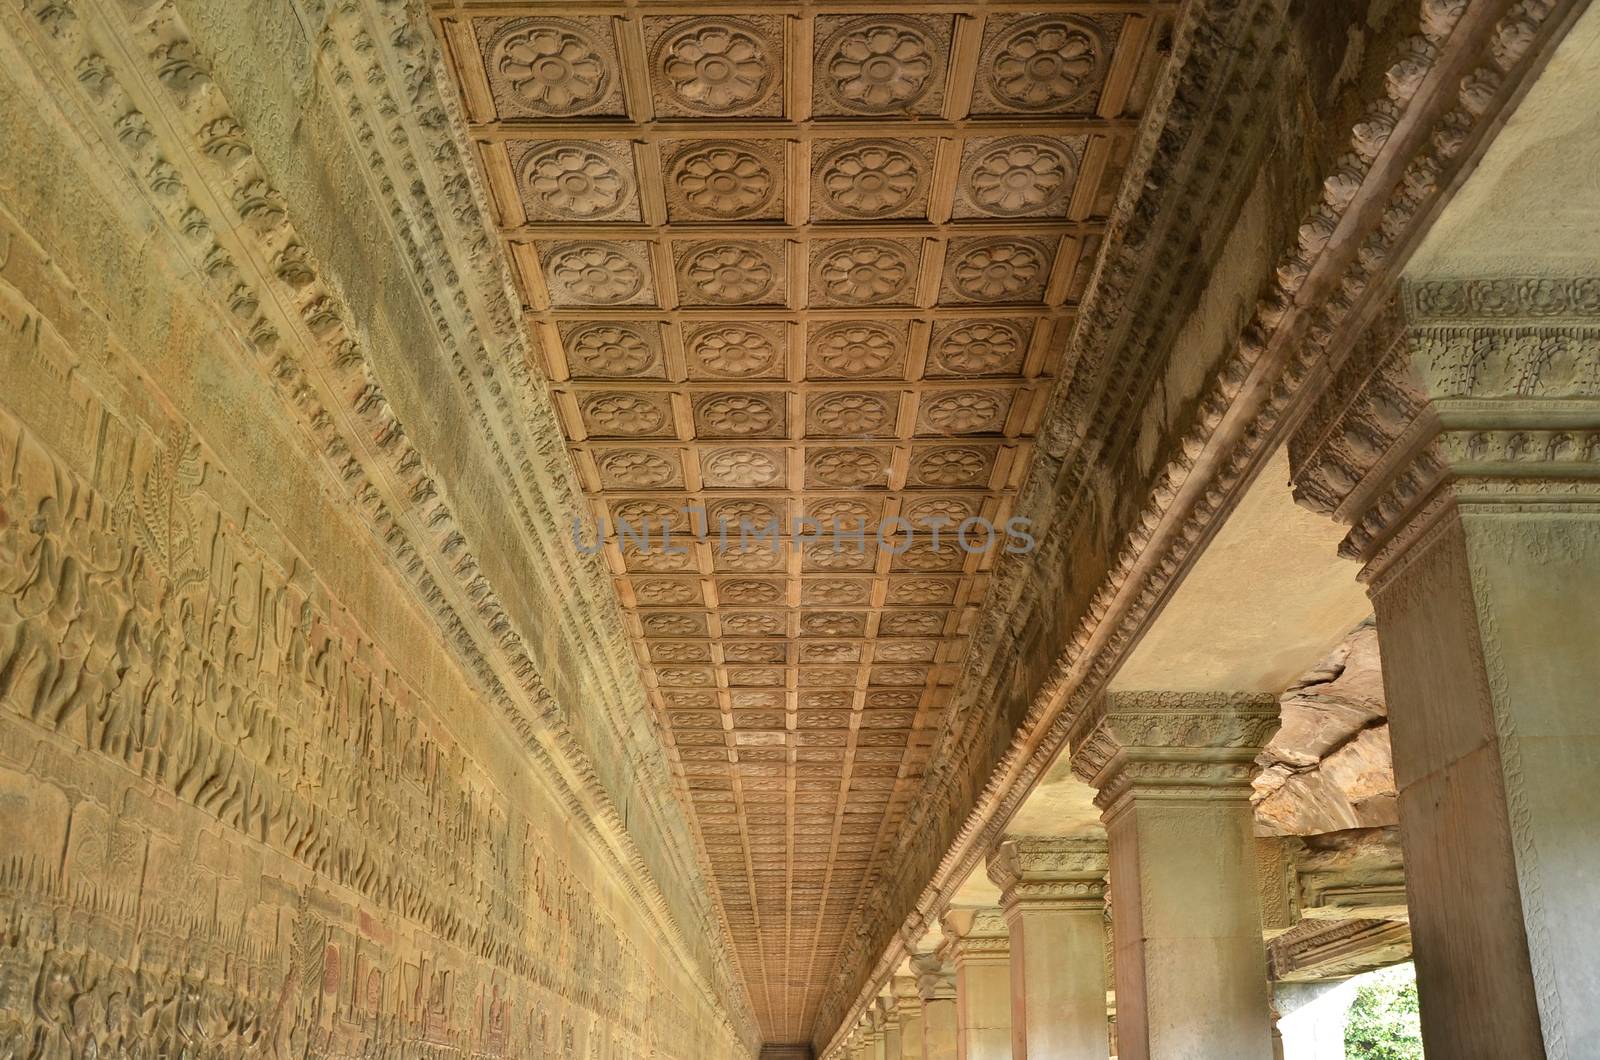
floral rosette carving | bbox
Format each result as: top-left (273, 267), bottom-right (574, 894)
top-left (597, 448), bottom-right (677, 487)
top-left (964, 138), bottom-right (1076, 217)
top-left (563, 322), bottom-right (658, 377)
top-left (816, 141), bottom-right (928, 218)
top-left (520, 143), bottom-right (632, 219)
top-left (689, 322), bottom-right (782, 376)
top-left (912, 446), bottom-right (991, 487)
top-left (545, 242), bottom-right (647, 305)
top-left (703, 448), bottom-right (783, 487)
top-left (680, 242), bottom-right (779, 304)
top-left (932, 320), bottom-right (1029, 375)
top-left (697, 393), bottom-right (782, 437)
top-left (814, 240), bottom-right (916, 305)
top-left (810, 393), bottom-right (894, 436)
top-left (488, 19), bottom-right (611, 115)
top-left (947, 238), bottom-right (1052, 303)
top-left (820, 17), bottom-right (940, 114)
top-left (985, 15), bottom-right (1108, 112)
top-left (654, 17), bottom-right (778, 115)
top-left (582, 393), bottom-right (670, 436)
top-left (670, 142), bottom-right (777, 219)
top-left (810, 321), bottom-right (904, 378)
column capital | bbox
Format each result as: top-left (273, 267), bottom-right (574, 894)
top-left (937, 907), bottom-right (1011, 966)
top-left (1290, 277), bottom-right (1600, 582)
top-left (911, 951), bottom-right (956, 1002)
top-left (986, 835), bottom-right (1109, 913)
top-left (892, 973), bottom-right (922, 1015)
top-left (1068, 691), bottom-right (1280, 811)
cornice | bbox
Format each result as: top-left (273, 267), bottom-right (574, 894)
top-left (3, 0), bottom-right (756, 1048)
top-left (816, 0), bottom-right (1591, 1049)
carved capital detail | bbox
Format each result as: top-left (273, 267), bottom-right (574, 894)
top-left (937, 907), bottom-right (1012, 964)
top-left (987, 836), bottom-right (1109, 912)
top-left (1067, 691), bottom-right (1280, 811)
top-left (1290, 279), bottom-right (1600, 579)
top-left (910, 952), bottom-right (956, 1002)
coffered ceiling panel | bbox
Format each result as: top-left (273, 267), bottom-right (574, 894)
top-left (430, 0), bottom-right (1173, 1044)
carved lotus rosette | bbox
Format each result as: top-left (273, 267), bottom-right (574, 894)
top-left (560, 321), bottom-right (665, 379)
top-left (811, 238), bottom-right (919, 307)
top-left (693, 391), bottom-right (787, 438)
top-left (971, 13), bottom-right (1117, 116)
top-left (813, 15), bottom-right (948, 117)
top-left (685, 321), bottom-right (785, 378)
top-left (647, 15), bottom-right (783, 117)
top-left (541, 240), bottom-right (653, 306)
top-left (812, 139), bottom-right (932, 220)
top-left (808, 320), bottom-right (908, 378)
top-left (941, 236), bottom-right (1056, 304)
top-left (664, 139), bottom-right (782, 221)
top-left (514, 140), bottom-right (638, 221)
top-left (479, 16), bottom-right (622, 118)
top-left (677, 240), bottom-right (784, 306)
top-left (955, 136), bottom-right (1082, 219)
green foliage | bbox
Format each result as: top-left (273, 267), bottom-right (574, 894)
top-left (1344, 964), bottom-right (1424, 1059)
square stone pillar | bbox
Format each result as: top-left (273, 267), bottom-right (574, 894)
top-left (939, 909), bottom-right (1013, 1060)
top-left (988, 837), bottom-right (1112, 1059)
top-left (1069, 691), bottom-right (1281, 1060)
top-left (882, 996), bottom-right (903, 1060)
top-left (895, 975), bottom-right (925, 1060)
top-left (1290, 277), bottom-right (1600, 1057)
top-left (914, 952), bottom-right (959, 1060)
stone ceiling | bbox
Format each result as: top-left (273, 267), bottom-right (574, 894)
top-left (428, 0), bottom-right (1173, 1042)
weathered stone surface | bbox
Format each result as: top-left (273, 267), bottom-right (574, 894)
top-left (1253, 625), bottom-right (1397, 836)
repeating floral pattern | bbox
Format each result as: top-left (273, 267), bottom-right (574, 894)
top-left (488, 19), bottom-right (613, 115)
top-left (815, 140), bottom-right (929, 218)
top-left (461, 4), bottom-right (1127, 1039)
top-left (680, 242), bottom-right (780, 304)
top-left (544, 242), bottom-right (648, 305)
top-left (819, 17), bottom-right (940, 114)
top-left (813, 240), bottom-right (916, 305)
top-left (520, 143), bottom-right (633, 219)
top-left (653, 17), bottom-right (779, 115)
top-left (985, 16), bottom-right (1108, 112)
top-left (670, 141), bottom-right (777, 219)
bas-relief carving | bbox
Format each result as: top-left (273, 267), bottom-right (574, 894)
top-left (0, 406), bottom-right (736, 1057)
top-left (0, 0), bottom-right (755, 1056)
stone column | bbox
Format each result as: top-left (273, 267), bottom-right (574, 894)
top-left (940, 909), bottom-right (1013, 1060)
top-left (1289, 276), bottom-right (1600, 1057)
top-left (1069, 691), bottom-right (1281, 1060)
top-left (896, 975), bottom-right (925, 1060)
top-left (987, 837), bottom-right (1111, 1060)
top-left (914, 952), bottom-right (959, 1060)
top-left (883, 996), bottom-right (903, 1060)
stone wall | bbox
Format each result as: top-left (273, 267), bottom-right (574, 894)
top-left (0, 0), bottom-right (752, 1055)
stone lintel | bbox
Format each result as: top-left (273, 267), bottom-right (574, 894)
top-left (1290, 277), bottom-right (1600, 581)
top-left (985, 836), bottom-right (1109, 915)
top-left (1067, 691), bottom-right (1281, 811)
